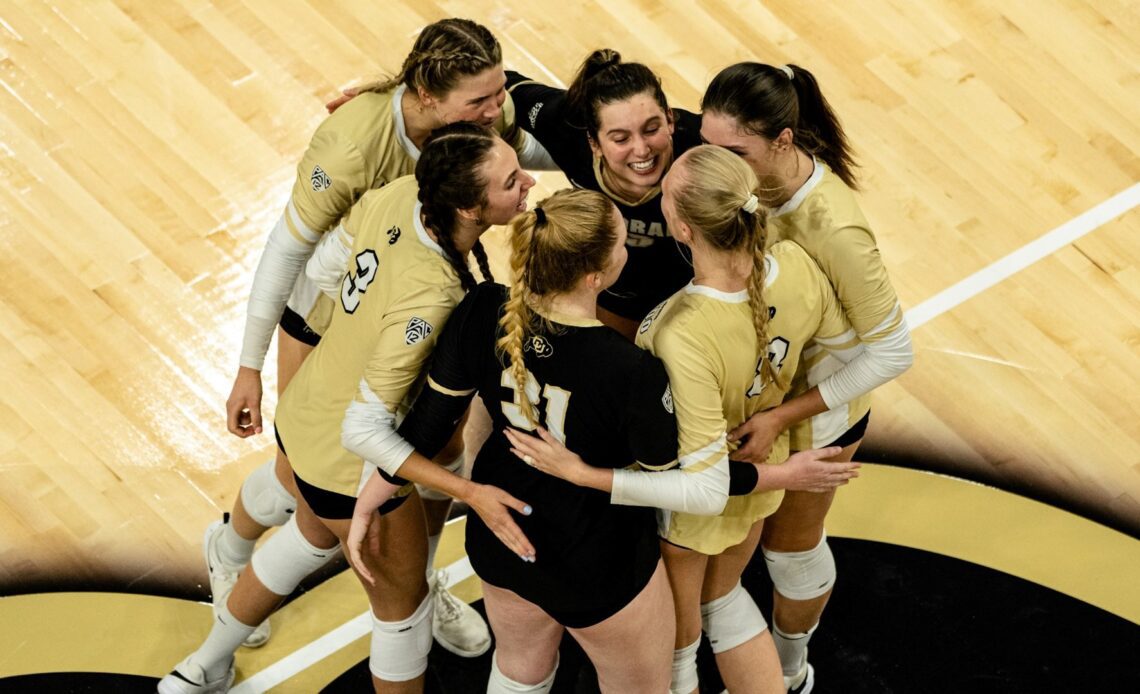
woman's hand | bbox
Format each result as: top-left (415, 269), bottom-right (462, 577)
top-left (504, 426), bottom-right (593, 487)
top-left (226, 366), bottom-right (264, 437)
top-left (347, 503), bottom-right (381, 585)
top-left (727, 409), bottom-right (784, 463)
top-left (780, 447), bottom-right (860, 493)
top-left (325, 80), bottom-right (384, 114)
top-left (465, 482), bottom-right (536, 562)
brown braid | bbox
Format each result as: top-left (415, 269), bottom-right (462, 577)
top-left (367, 18), bottom-right (503, 97)
top-left (415, 123), bottom-right (499, 291)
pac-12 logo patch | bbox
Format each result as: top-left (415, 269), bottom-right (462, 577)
top-left (311, 165), bottom-right (331, 191)
top-left (662, 384), bottom-right (674, 414)
top-left (405, 317), bottom-right (433, 345)
top-left (525, 335), bottom-right (554, 358)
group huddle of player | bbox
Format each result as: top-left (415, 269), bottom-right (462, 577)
top-left (158, 17), bottom-right (913, 694)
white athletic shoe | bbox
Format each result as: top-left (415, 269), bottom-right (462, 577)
top-left (156, 656), bottom-right (234, 694)
top-left (203, 520), bottom-right (270, 648)
top-left (786, 662), bottom-right (815, 694)
top-left (428, 568), bottom-right (491, 657)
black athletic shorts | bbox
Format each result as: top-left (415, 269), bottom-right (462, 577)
top-left (279, 306), bottom-right (321, 347)
top-left (275, 426), bottom-right (408, 520)
top-left (823, 410), bottom-right (871, 449)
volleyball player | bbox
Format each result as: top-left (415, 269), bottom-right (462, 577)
top-left (505, 145), bottom-right (863, 693)
top-left (700, 62), bottom-right (914, 692)
top-left (211, 18), bottom-right (552, 653)
top-left (346, 188), bottom-right (693, 693)
top-left (504, 49), bottom-right (701, 338)
top-left (158, 124), bottom-right (534, 694)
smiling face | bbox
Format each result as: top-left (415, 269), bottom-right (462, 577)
top-left (590, 91), bottom-right (675, 200)
top-left (474, 137), bottom-right (536, 226)
top-left (428, 65), bottom-right (508, 127)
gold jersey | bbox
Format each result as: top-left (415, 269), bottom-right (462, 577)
top-left (284, 85), bottom-right (522, 333)
top-left (276, 176), bottom-right (465, 497)
top-left (767, 162), bottom-right (905, 449)
top-left (636, 241), bottom-right (852, 554)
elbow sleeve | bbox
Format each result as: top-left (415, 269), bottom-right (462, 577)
top-left (341, 396), bottom-right (415, 477)
top-left (305, 224), bottom-right (353, 297)
top-left (239, 206), bottom-right (319, 369)
top-left (818, 318), bottom-right (914, 408)
top-left (611, 457), bottom-right (729, 515)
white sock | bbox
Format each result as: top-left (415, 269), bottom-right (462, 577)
top-left (217, 521), bottom-right (256, 568)
top-left (191, 602), bottom-right (256, 679)
top-left (773, 622), bottom-right (816, 678)
top-left (426, 532), bottom-right (442, 573)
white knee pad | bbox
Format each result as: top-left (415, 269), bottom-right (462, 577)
top-left (240, 458), bottom-right (296, 527)
top-left (250, 516), bottom-right (339, 596)
top-left (700, 581), bottom-right (767, 654)
top-left (369, 592), bottom-right (433, 681)
top-left (670, 637), bottom-right (700, 694)
top-left (487, 650), bottom-right (558, 693)
top-left (416, 453), bottom-right (464, 501)
top-left (763, 533), bottom-right (836, 601)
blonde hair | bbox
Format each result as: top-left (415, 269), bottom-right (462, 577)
top-left (671, 145), bottom-right (777, 386)
top-left (367, 18), bottom-right (502, 97)
top-left (496, 189), bottom-right (618, 425)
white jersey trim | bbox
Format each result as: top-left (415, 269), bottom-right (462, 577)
top-left (391, 85), bottom-right (422, 162)
top-left (287, 198), bottom-right (320, 244)
top-left (684, 283), bottom-right (748, 303)
top-left (770, 157), bottom-right (823, 218)
top-left (412, 202), bottom-right (447, 258)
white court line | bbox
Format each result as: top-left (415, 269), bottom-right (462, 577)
top-left (232, 182), bottom-right (1138, 692)
top-left (229, 555), bottom-right (475, 694)
top-left (904, 182), bottom-right (1140, 329)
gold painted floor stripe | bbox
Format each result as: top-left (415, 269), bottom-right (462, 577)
top-left (1, 465), bottom-right (1136, 685)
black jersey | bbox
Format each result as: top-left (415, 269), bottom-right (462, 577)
top-left (507, 72), bottom-right (700, 321)
top-left (400, 283), bottom-right (678, 627)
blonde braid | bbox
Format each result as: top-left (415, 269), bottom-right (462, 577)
top-left (496, 212), bottom-right (540, 427)
top-left (747, 239), bottom-right (779, 389)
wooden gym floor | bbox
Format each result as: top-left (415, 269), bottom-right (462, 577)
top-left (0, 0), bottom-right (1137, 690)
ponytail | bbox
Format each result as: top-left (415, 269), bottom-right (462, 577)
top-left (702, 62), bottom-right (859, 189)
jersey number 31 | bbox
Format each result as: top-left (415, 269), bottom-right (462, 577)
top-left (500, 368), bottom-right (570, 444)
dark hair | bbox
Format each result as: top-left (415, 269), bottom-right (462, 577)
top-left (564, 49), bottom-right (671, 139)
top-left (372, 18), bottom-right (502, 97)
top-left (702, 62), bottom-right (858, 189)
top-left (415, 122), bottom-right (498, 290)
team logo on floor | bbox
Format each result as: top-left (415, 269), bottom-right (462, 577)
top-left (405, 317), bottom-right (433, 345)
top-left (311, 165), bottom-right (331, 191)
top-left (526, 335), bottom-right (554, 358)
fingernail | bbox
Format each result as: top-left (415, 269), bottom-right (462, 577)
top-left (522, 505), bottom-right (533, 516)
top-left (519, 553), bottom-right (529, 562)
top-left (527, 555), bottom-right (536, 563)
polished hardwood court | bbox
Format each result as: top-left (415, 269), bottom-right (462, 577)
top-left (0, 0), bottom-right (1137, 687)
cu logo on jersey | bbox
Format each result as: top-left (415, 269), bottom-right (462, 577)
top-left (405, 317), bottom-right (434, 345)
top-left (386, 225), bottom-right (401, 245)
top-left (310, 165), bottom-right (331, 192)
top-left (527, 102), bottom-right (543, 128)
top-left (525, 335), bottom-right (554, 358)
top-left (662, 384), bottom-right (674, 414)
